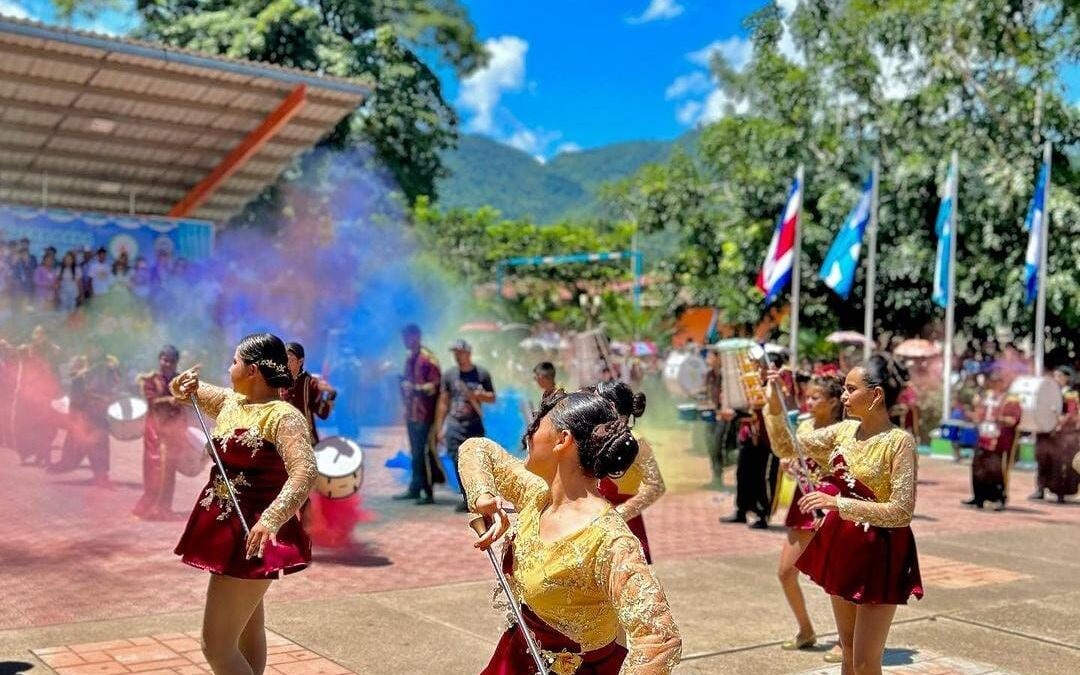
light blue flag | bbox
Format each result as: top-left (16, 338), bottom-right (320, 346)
top-left (1023, 162), bottom-right (1049, 306)
top-left (819, 173), bottom-right (873, 299)
top-left (932, 160), bottom-right (957, 308)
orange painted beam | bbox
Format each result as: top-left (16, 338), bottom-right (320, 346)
top-left (169, 84), bottom-right (308, 218)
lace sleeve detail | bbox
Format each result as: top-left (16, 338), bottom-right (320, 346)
top-left (615, 440), bottom-right (666, 522)
top-left (763, 411), bottom-right (839, 465)
top-left (458, 437), bottom-right (545, 511)
top-left (598, 535), bottom-right (682, 674)
top-left (258, 410), bottom-right (318, 534)
top-left (169, 380), bottom-right (231, 419)
top-left (837, 433), bottom-right (917, 528)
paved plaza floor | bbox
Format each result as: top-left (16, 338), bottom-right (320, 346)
top-left (1, 423), bottom-right (1078, 674)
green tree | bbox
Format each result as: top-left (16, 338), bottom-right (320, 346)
top-left (608, 0), bottom-right (1080, 358)
top-left (411, 198), bottom-right (637, 325)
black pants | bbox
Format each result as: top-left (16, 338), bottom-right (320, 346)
top-left (407, 421), bottom-right (434, 498)
top-left (734, 435), bottom-right (779, 521)
top-left (447, 423), bottom-right (484, 507)
top-left (707, 419), bottom-right (737, 482)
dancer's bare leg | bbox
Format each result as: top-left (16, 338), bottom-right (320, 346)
top-left (201, 575), bottom-right (273, 675)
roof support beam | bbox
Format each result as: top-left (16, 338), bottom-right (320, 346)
top-left (169, 85), bottom-right (307, 218)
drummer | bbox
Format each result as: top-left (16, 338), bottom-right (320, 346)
top-left (281, 342), bottom-right (337, 443)
top-left (133, 345), bottom-right (187, 520)
top-left (53, 343), bottom-right (121, 487)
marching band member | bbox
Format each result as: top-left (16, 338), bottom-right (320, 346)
top-left (461, 390), bottom-right (681, 674)
top-left (171, 333), bottom-right (316, 675)
top-left (133, 345), bottom-right (187, 519)
top-left (764, 355), bottom-right (922, 675)
top-left (1030, 365), bottom-right (1080, 503)
top-left (964, 374), bottom-right (1022, 510)
top-left (771, 374), bottom-right (844, 662)
top-left (281, 342), bottom-right (336, 444)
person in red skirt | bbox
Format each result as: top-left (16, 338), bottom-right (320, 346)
top-left (772, 373), bottom-right (845, 662)
top-left (171, 333), bottom-right (317, 675)
top-left (593, 380), bottom-right (665, 563)
top-left (765, 354), bottom-right (922, 675)
top-left (461, 390), bottom-right (681, 674)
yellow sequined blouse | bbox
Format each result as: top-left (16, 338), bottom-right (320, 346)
top-left (171, 380), bottom-right (317, 534)
top-left (764, 413), bottom-right (917, 528)
top-left (607, 438), bottom-right (666, 522)
top-left (458, 438), bottom-right (682, 675)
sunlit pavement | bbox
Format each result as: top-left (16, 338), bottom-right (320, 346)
top-left (3, 423), bottom-right (1079, 674)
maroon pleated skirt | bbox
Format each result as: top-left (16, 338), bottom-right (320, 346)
top-left (481, 605), bottom-right (627, 675)
top-left (784, 484), bottom-right (817, 531)
top-left (796, 479), bottom-right (922, 605)
top-left (597, 480), bottom-right (652, 563)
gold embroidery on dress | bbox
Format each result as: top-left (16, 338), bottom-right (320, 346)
top-left (200, 472), bottom-right (250, 520)
top-left (236, 427), bottom-right (264, 456)
top-left (458, 437), bottom-right (682, 672)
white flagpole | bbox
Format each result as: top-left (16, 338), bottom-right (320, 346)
top-left (941, 151), bottom-right (959, 422)
top-left (790, 165), bottom-right (804, 367)
top-left (1034, 141), bottom-right (1052, 377)
top-left (863, 160), bottom-right (880, 360)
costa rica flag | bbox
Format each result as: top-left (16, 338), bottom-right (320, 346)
top-left (757, 175), bottom-right (802, 305)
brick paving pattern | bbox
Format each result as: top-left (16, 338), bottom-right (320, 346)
top-left (795, 648), bottom-right (1017, 674)
top-left (32, 631), bottom-right (354, 675)
top-left (917, 555), bottom-right (1031, 589)
top-left (2, 423), bottom-right (1077, 630)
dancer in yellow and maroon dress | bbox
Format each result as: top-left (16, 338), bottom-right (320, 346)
top-left (764, 355), bottom-right (921, 675)
top-left (171, 333), bottom-right (316, 675)
top-left (594, 381), bottom-right (665, 564)
top-left (771, 373), bottom-right (844, 661)
top-left (460, 390), bottom-right (681, 674)
top-left (133, 345), bottom-right (188, 520)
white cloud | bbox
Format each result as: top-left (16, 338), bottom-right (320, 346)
top-left (556, 142), bottom-right (582, 155)
top-left (505, 127), bottom-right (564, 160)
top-left (0, 0), bottom-right (30, 19)
top-left (665, 71), bottom-right (712, 100)
top-left (776, 0), bottom-right (804, 65)
top-left (874, 45), bottom-right (926, 100)
top-left (700, 89), bottom-right (749, 123)
top-left (457, 36), bottom-right (528, 134)
top-left (688, 37), bottom-right (753, 71)
top-left (676, 100), bottom-right (703, 125)
top-left (627, 0), bottom-right (684, 25)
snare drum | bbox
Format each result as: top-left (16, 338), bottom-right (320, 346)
top-left (677, 403), bottom-right (699, 422)
top-left (698, 407), bottom-right (717, 423)
top-left (106, 397), bottom-right (147, 441)
top-left (177, 426), bottom-right (211, 477)
top-left (314, 436), bottom-right (364, 499)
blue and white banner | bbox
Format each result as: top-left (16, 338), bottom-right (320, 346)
top-left (819, 173), bottom-right (873, 300)
top-left (1023, 161), bottom-right (1049, 306)
top-left (931, 160), bottom-right (957, 309)
top-left (0, 203), bottom-right (214, 261)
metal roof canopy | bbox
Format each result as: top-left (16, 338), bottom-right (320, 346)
top-left (0, 15), bottom-right (370, 223)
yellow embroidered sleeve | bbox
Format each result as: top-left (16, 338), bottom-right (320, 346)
top-left (600, 535), bottom-right (682, 674)
top-left (169, 380), bottom-right (231, 419)
top-left (614, 440), bottom-right (666, 522)
top-left (837, 434), bottom-right (917, 528)
top-left (764, 411), bottom-right (840, 465)
top-left (258, 410), bottom-right (318, 534)
top-left (458, 437), bottom-right (546, 511)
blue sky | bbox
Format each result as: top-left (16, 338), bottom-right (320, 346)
top-left (1, 0), bottom-right (1077, 160)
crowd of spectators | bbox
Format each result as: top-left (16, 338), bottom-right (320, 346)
top-left (0, 237), bottom-right (188, 315)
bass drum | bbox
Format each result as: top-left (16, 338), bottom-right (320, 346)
top-left (663, 351), bottom-right (708, 398)
top-left (177, 426), bottom-right (211, 477)
top-left (1008, 376), bottom-right (1063, 434)
top-left (314, 436), bottom-right (364, 499)
top-left (107, 397), bottom-right (147, 441)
